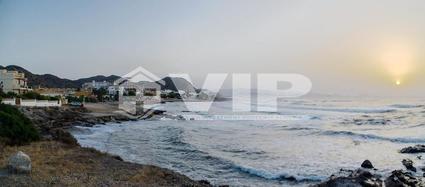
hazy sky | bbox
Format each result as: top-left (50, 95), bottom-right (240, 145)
top-left (1, 0), bottom-right (425, 97)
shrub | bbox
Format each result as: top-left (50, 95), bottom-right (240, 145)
top-left (0, 89), bottom-right (3, 101)
top-left (93, 88), bottom-right (107, 102)
top-left (20, 91), bottom-right (58, 100)
top-left (0, 104), bottom-right (40, 145)
top-left (0, 91), bottom-right (17, 99)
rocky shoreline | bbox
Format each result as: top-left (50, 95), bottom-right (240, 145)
top-left (314, 147), bottom-right (425, 187)
top-left (4, 105), bottom-right (425, 186)
top-left (17, 106), bottom-right (137, 146)
top-left (0, 105), bottom-right (213, 186)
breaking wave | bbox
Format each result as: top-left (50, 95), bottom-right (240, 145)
top-left (389, 104), bottom-right (424, 109)
top-left (233, 164), bottom-right (323, 182)
top-left (319, 130), bottom-right (425, 143)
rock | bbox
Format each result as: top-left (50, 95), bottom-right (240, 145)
top-left (278, 175), bottom-right (297, 181)
top-left (152, 109), bottom-right (165, 115)
top-left (361, 160), bottom-right (374, 169)
top-left (111, 155), bottom-right (123, 161)
top-left (314, 169), bottom-right (382, 187)
top-left (400, 145), bottom-right (425, 154)
top-left (198, 180), bottom-right (211, 185)
top-left (7, 151), bottom-right (31, 174)
top-left (384, 170), bottom-right (425, 187)
top-left (401, 159), bottom-right (416, 172)
top-left (50, 128), bottom-right (79, 146)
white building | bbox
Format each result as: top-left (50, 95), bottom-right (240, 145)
top-left (108, 85), bottom-right (119, 95)
top-left (82, 80), bottom-right (111, 90)
top-left (0, 69), bottom-right (31, 94)
top-left (161, 89), bottom-right (174, 94)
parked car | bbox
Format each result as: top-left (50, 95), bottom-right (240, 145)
top-left (69, 102), bottom-right (84, 107)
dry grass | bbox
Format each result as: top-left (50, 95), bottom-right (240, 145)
top-left (0, 141), bottom-right (209, 187)
top-left (0, 141), bottom-right (94, 186)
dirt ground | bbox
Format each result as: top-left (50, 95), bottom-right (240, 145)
top-left (83, 102), bottom-right (120, 113)
top-left (0, 141), bottom-right (210, 187)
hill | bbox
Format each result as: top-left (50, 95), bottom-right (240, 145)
top-left (157, 77), bottom-right (197, 92)
top-left (1, 65), bottom-right (196, 91)
top-left (0, 65), bottom-right (119, 88)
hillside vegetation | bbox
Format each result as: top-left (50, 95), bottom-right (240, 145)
top-left (0, 103), bottom-right (40, 145)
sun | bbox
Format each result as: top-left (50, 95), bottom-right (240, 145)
top-left (375, 40), bottom-right (416, 86)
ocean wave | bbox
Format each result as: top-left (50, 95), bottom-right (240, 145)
top-left (233, 164), bottom-right (323, 182)
top-left (341, 118), bottom-right (392, 126)
top-left (71, 124), bottom-right (122, 137)
top-left (279, 106), bottom-right (396, 114)
top-left (319, 130), bottom-right (425, 143)
top-left (282, 127), bottom-right (316, 131)
top-left (221, 148), bottom-right (266, 156)
top-left (405, 123), bottom-right (425, 128)
top-left (69, 126), bottom-right (93, 135)
top-left (253, 111), bottom-right (321, 121)
top-left (389, 104), bottom-right (424, 109)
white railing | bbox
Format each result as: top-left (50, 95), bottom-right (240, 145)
top-left (21, 99), bottom-right (61, 107)
top-left (1, 98), bottom-right (16, 105)
top-left (1, 98), bottom-right (62, 107)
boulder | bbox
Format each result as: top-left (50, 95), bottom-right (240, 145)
top-left (314, 169), bottom-right (382, 187)
top-left (361, 160), bottom-right (374, 169)
top-left (400, 145), bottom-right (425, 154)
top-left (198, 180), bottom-right (211, 185)
top-left (401, 159), bottom-right (416, 172)
top-left (7, 151), bottom-right (31, 174)
top-left (384, 170), bottom-right (425, 187)
top-left (50, 128), bottom-right (79, 146)
top-left (111, 155), bottom-right (124, 161)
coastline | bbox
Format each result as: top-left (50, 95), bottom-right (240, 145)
top-left (2, 102), bottom-right (424, 186)
top-left (0, 103), bottom-right (212, 186)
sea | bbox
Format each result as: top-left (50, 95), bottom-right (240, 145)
top-left (71, 97), bottom-right (425, 186)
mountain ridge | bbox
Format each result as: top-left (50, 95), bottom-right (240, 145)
top-left (0, 65), bottom-right (196, 91)
top-left (0, 65), bottom-right (120, 88)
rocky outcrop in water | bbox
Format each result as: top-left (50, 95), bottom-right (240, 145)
top-left (313, 168), bottom-right (382, 187)
top-left (400, 145), bottom-right (425, 154)
top-left (384, 170), bottom-right (425, 187)
top-left (314, 160), bottom-right (425, 187)
top-left (7, 151), bottom-right (31, 174)
top-left (402, 159), bottom-right (417, 172)
top-left (361, 160), bottom-right (374, 169)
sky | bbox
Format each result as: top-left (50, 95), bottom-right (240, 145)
top-left (1, 0), bottom-right (425, 97)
